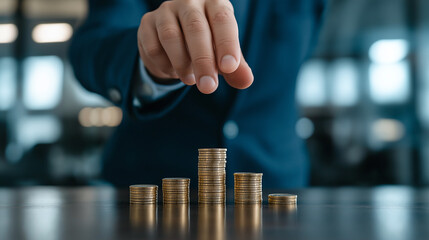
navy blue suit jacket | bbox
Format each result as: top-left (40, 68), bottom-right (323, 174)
top-left (70, 0), bottom-right (325, 188)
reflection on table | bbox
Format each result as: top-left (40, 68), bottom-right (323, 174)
top-left (1, 187), bottom-right (429, 240)
top-left (234, 204), bottom-right (262, 240)
top-left (197, 204), bottom-right (225, 240)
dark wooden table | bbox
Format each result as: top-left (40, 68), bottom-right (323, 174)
top-left (0, 186), bottom-right (428, 240)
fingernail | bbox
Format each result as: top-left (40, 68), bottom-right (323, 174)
top-left (199, 76), bottom-right (216, 93)
top-left (221, 55), bottom-right (238, 73)
top-left (182, 74), bottom-right (196, 85)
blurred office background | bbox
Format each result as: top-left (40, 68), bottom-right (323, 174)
top-left (0, 0), bottom-right (428, 186)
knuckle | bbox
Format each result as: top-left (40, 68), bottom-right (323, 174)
top-left (141, 12), bottom-right (152, 25)
top-left (211, 8), bottom-right (233, 24)
top-left (159, 1), bottom-right (172, 9)
top-left (145, 45), bottom-right (164, 58)
top-left (216, 38), bottom-right (236, 49)
top-left (209, 0), bottom-right (234, 12)
top-left (158, 26), bottom-right (182, 41)
top-left (182, 10), bottom-right (206, 33)
top-left (193, 55), bottom-right (215, 67)
top-left (181, 0), bottom-right (197, 6)
top-left (186, 18), bottom-right (206, 33)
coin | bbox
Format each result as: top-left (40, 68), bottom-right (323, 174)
top-left (268, 193), bottom-right (298, 205)
top-left (198, 148), bottom-right (227, 151)
top-left (162, 178), bottom-right (190, 204)
top-left (198, 148), bottom-right (227, 203)
top-left (234, 172), bottom-right (263, 204)
top-left (129, 184), bottom-right (158, 204)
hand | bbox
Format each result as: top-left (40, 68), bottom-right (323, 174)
top-left (137, 0), bottom-right (254, 94)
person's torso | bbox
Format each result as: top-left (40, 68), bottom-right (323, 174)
top-left (102, 0), bottom-right (322, 188)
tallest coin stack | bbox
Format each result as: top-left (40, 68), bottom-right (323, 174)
top-left (198, 148), bottom-right (227, 203)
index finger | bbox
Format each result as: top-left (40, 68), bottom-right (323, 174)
top-left (178, 6), bottom-right (218, 94)
top-left (206, 1), bottom-right (241, 74)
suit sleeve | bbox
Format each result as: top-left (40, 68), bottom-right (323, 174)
top-left (69, 0), bottom-right (190, 121)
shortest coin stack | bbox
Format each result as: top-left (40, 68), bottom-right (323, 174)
top-left (268, 193), bottom-right (297, 205)
top-left (162, 178), bottom-right (191, 204)
top-left (129, 184), bottom-right (158, 204)
top-left (234, 172), bottom-right (263, 204)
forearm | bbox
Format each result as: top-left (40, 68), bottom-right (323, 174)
top-left (70, 0), bottom-right (190, 120)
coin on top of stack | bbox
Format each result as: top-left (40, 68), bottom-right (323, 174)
top-left (129, 184), bottom-right (158, 204)
top-left (198, 148), bottom-right (227, 204)
top-left (162, 178), bottom-right (190, 204)
top-left (268, 193), bottom-right (297, 205)
top-left (234, 172), bottom-right (263, 204)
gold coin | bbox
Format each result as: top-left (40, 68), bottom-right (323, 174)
top-left (198, 189), bottom-right (226, 193)
top-left (198, 153), bottom-right (227, 156)
top-left (198, 169), bottom-right (226, 172)
top-left (235, 201), bottom-right (262, 204)
top-left (162, 184), bottom-right (189, 187)
top-left (268, 193), bottom-right (297, 199)
top-left (268, 193), bottom-right (297, 197)
top-left (268, 193), bottom-right (298, 205)
top-left (130, 184), bottom-right (158, 188)
top-left (234, 172), bottom-right (263, 176)
top-left (162, 178), bottom-right (190, 182)
top-left (234, 184), bottom-right (262, 187)
top-left (162, 197), bottom-right (189, 200)
top-left (234, 178), bottom-right (262, 182)
top-left (198, 165), bottom-right (226, 168)
top-left (198, 148), bottom-right (227, 151)
top-left (198, 193), bottom-right (226, 197)
top-left (198, 157), bottom-right (227, 160)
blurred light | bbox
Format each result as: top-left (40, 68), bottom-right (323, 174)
top-left (23, 0), bottom-right (87, 18)
top-left (17, 115), bottom-right (62, 150)
top-left (89, 108), bottom-right (103, 127)
top-left (296, 60), bottom-right (327, 107)
top-left (373, 187), bottom-right (411, 240)
top-left (371, 119), bottom-right (405, 142)
top-left (331, 59), bottom-right (359, 107)
top-left (78, 107), bottom-right (122, 127)
top-left (23, 56), bottom-right (63, 110)
top-left (295, 117), bottom-right (314, 139)
top-left (369, 39), bottom-right (409, 63)
top-left (0, 23), bottom-right (18, 44)
top-left (32, 23), bottom-right (73, 43)
top-left (78, 108), bottom-right (92, 127)
top-left (22, 197), bottom-right (61, 240)
top-left (103, 107), bottom-right (123, 127)
top-left (0, 0), bottom-right (17, 15)
top-left (0, 58), bottom-right (16, 110)
top-left (369, 62), bottom-right (409, 104)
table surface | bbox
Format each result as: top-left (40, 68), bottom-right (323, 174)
top-left (0, 186), bottom-right (428, 240)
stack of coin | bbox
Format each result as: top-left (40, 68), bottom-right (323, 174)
top-left (268, 193), bottom-right (297, 205)
top-left (129, 184), bottom-right (158, 204)
top-left (234, 173), bottom-right (263, 204)
top-left (198, 148), bottom-right (227, 203)
top-left (162, 178), bottom-right (190, 204)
